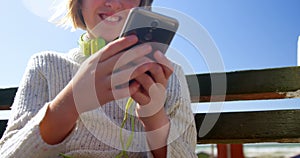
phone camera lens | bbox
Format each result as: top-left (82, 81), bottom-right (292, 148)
top-left (151, 20), bottom-right (159, 29)
top-left (144, 33), bottom-right (152, 41)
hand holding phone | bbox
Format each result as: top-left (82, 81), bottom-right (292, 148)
top-left (117, 8), bottom-right (178, 89)
top-left (119, 8), bottom-right (179, 58)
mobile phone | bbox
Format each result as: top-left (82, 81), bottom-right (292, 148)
top-left (119, 8), bottom-right (179, 57)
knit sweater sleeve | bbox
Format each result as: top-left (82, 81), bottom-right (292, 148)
top-left (147, 64), bottom-right (198, 158)
top-left (0, 53), bottom-right (72, 158)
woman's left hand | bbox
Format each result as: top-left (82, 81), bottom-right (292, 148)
top-left (131, 50), bottom-right (173, 127)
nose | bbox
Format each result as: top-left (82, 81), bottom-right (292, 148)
top-left (105, 0), bottom-right (122, 10)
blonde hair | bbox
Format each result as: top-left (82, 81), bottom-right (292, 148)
top-left (53, 0), bottom-right (154, 30)
top-left (66, 0), bottom-right (85, 30)
top-left (52, 0), bottom-right (85, 30)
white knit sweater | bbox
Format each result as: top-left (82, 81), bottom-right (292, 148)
top-left (0, 48), bottom-right (197, 158)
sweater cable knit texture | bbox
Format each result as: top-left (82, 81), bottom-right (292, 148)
top-left (0, 48), bottom-right (197, 158)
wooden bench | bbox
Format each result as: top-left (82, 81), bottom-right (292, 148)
top-left (1, 66), bottom-right (300, 144)
top-left (186, 66), bottom-right (300, 144)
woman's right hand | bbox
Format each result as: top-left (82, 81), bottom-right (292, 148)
top-left (40, 35), bottom-right (154, 145)
top-left (71, 35), bottom-right (154, 114)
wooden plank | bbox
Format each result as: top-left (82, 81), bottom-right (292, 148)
top-left (186, 66), bottom-right (300, 102)
top-left (195, 110), bottom-right (300, 144)
top-left (0, 120), bottom-right (8, 138)
top-left (0, 87), bottom-right (17, 109)
top-left (2, 66), bottom-right (300, 105)
top-left (0, 111), bottom-right (10, 138)
top-left (3, 109), bottom-right (299, 144)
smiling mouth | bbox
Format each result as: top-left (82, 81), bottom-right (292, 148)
top-left (100, 14), bottom-right (123, 23)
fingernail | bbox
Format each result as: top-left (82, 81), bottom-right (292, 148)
top-left (142, 44), bottom-right (152, 51)
top-left (157, 50), bottom-right (163, 56)
top-left (127, 35), bottom-right (137, 42)
top-left (155, 50), bottom-right (163, 58)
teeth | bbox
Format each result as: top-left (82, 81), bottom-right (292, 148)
top-left (105, 16), bottom-right (120, 22)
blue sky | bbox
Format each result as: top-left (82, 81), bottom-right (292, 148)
top-left (1, 0), bottom-right (300, 112)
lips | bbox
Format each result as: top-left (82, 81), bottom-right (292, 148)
top-left (99, 13), bottom-right (123, 23)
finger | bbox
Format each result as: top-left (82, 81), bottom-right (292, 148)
top-left (134, 73), bottom-right (155, 94)
top-left (93, 35), bottom-right (138, 62)
top-left (109, 57), bottom-right (155, 87)
top-left (131, 86), bottom-right (150, 106)
top-left (153, 50), bottom-right (174, 79)
top-left (134, 83), bottom-right (166, 117)
top-left (100, 43), bottom-right (152, 75)
top-left (147, 64), bottom-right (168, 87)
top-left (109, 80), bottom-right (141, 100)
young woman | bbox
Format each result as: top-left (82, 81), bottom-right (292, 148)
top-left (0, 0), bottom-right (197, 157)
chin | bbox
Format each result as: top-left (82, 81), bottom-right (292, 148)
top-left (89, 23), bottom-right (122, 42)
